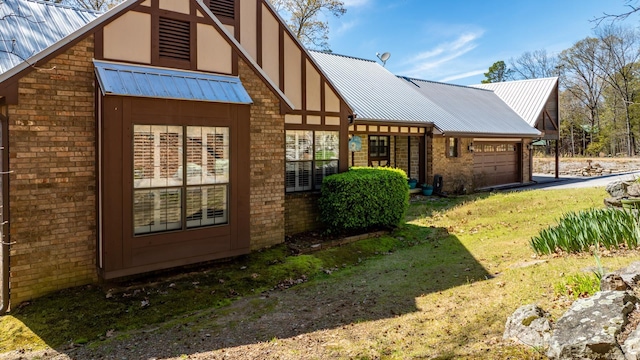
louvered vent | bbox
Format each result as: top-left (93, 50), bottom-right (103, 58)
top-left (209, 0), bottom-right (235, 19)
top-left (159, 17), bottom-right (191, 61)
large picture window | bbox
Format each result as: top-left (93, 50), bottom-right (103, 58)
top-left (286, 130), bottom-right (339, 192)
top-left (133, 125), bottom-right (229, 235)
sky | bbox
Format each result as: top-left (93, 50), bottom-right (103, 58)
top-left (324, 0), bottom-right (636, 85)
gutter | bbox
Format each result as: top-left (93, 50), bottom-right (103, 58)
top-left (0, 104), bottom-right (9, 316)
top-left (0, 231), bottom-right (8, 316)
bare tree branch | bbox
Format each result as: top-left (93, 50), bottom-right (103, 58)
top-left (592, 0), bottom-right (640, 26)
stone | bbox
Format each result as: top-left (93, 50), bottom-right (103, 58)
top-left (623, 326), bottom-right (640, 360)
top-left (503, 304), bottom-right (552, 350)
top-left (607, 181), bottom-right (630, 198)
top-left (629, 184), bottom-right (640, 198)
top-left (601, 273), bottom-right (631, 291)
top-left (547, 291), bottom-right (638, 360)
top-left (605, 197), bottom-right (624, 208)
top-left (617, 262), bottom-right (640, 289)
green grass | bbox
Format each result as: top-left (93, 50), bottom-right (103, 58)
top-left (3, 187), bottom-right (640, 359)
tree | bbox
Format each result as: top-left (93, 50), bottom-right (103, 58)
top-left (481, 60), bottom-right (513, 83)
top-left (593, 0), bottom-right (640, 25)
top-left (44, 0), bottom-right (122, 11)
top-left (509, 49), bottom-right (559, 80)
top-left (594, 25), bottom-right (640, 156)
top-left (558, 38), bottom-right (605, 150)
top-left (268, 0), bottom-right (346, 50)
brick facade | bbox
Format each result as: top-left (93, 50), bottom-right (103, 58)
top-left (239, 60), bottom-right (286, 250)
top-left (394, 136), bottom-right (420, 180)
top-left (8, 37), bottom-right (97, 304)
top-left (285, 192), bottom-right (322, 236)
top-left (429, 137), bottom-right (474, 193)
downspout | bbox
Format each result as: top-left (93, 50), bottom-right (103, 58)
top-left (0, 105), bottom-right (9, 316)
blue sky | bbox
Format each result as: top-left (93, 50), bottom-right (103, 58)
top-left (325, 0), bottom-right (634, 85)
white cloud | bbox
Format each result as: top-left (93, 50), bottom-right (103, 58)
top-left (439, 69), bottom-right (486, 83)
top-left (335, 20), bottom-right (359, 36)
top-left (396, 30), bottom-right (484, 79)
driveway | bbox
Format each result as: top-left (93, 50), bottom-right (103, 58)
top-left (508, 170), bottom-right (640, 191)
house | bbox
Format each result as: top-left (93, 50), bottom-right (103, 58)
top-left (0, 0), bottom-right (352, 307)
top-left (310, 51), bottom-right (544, 192)
top-left (472, 78), bottom-right (560, 178)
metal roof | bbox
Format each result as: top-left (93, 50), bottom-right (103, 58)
top-left (94, 60), bottom-right (253, 104)
top-left (471, 77), bottom-right (558, 127)
top-left (401, 78), bottom-right (541, 137)
top-left (310, 51), bottom-right (457, 127)
top-left (0, 0), bottom-right (295, 109)
top-left (0, 0), bottom-right (101, 76)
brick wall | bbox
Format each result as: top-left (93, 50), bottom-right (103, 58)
top-left (285, 192), bottom-right (322, 236)
top-left (431, 137), bottom-right (474, 193)
top-left (239, 60), bottom-right (285, 250)
top-left (394, 136), bottom-right (420, 179)
top-left (8, 37), bottom-right (97, 304)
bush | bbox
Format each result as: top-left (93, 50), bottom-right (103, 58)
top-left (530, 208), bottom-right (640, 255)
top-left (319, 167), bottom-right (409, 232)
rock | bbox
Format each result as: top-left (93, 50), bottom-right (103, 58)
top-left (623, 326), bottom-right (640, 360)
top-left (629, 184), bottom-right (640, 198)
top-left (607, 181), bottom-right (630, 198)
top-left (617, 262), bottom-right (640, 289)
top-left (503, 304), bottom-right (552, 350)
top-left (605, 197), bottom-right (624, 208)
top-left (547, 291), bottom-right (638, 360)
top-left (601, 273), bottom-right (631, 291)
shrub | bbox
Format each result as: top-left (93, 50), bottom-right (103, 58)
top-left (319, 167), bottom-right (409, 232)
top-left (530, 208), bottom-right (640, 255)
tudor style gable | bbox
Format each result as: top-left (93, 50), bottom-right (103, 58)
top-left (95, 0), bottom-right (235, 75)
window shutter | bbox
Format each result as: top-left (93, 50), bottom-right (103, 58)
top-left (159, 17), bottom-right (191, 61)
top-left (209, 0), bottom-right (235, 19)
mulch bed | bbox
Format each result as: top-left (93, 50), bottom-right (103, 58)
top-left (285, 228), bottom-right (389, 254)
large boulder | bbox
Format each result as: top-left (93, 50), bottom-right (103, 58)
top-left (605, 197), bottom-right (624, 208)
top-left (607, 181), bottom-right (630, 198)
top-left (503, 304), bottom-right (552, 349)
top-left (547, 291), bottom-right (638, 360)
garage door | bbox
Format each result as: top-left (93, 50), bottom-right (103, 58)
top-left (473, 143), bottom-right (520, 187)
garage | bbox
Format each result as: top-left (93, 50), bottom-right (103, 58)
top-left (473, 142), bottom-right (521, 187)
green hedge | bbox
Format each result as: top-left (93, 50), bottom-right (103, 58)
top-left (319, 167), bottom-right (409, 232)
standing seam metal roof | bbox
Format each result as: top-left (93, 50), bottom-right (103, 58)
top-left (0, 0), bottom-right (101, 75)
top-left (310, 50), bottom-right (458, 127)
top-left (401, 77), bottom-right (540, 136)
top-left (311, 50), bottom-right (540, 136)
top-left (471, 77), bottom-right (558, 127)
top-left (94, 60), bottom-right (253, 104)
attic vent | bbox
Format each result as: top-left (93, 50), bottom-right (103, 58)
top-left (209, 0), bottom-right (235, 19)
top-left (159, 17), bottom-right (191, 61)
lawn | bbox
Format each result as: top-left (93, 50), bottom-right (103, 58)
top-left (2, 186), bottom-right (638, 359)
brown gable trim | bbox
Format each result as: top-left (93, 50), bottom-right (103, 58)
top-left (260, 0), bottom-right (353, 116)
top-left (1, 0), bottom-right (293, 111)
top-left (0, 80), bottom-right (18, 105)
top-left (0, 0), bottom-right (144, 90)
top-left (193, 0), bottom-right (292, 111)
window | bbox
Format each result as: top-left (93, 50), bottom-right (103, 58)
top-left (447, 137), bottom-right (459, 158)
top-left (133, 125), bottom-right (229, 235)
top-left (208, 0), bottom-right (235, 19)
top-left (369, 135), bottom-right (390, 166)
top-left (286, 130), bottom-right (339, 192)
